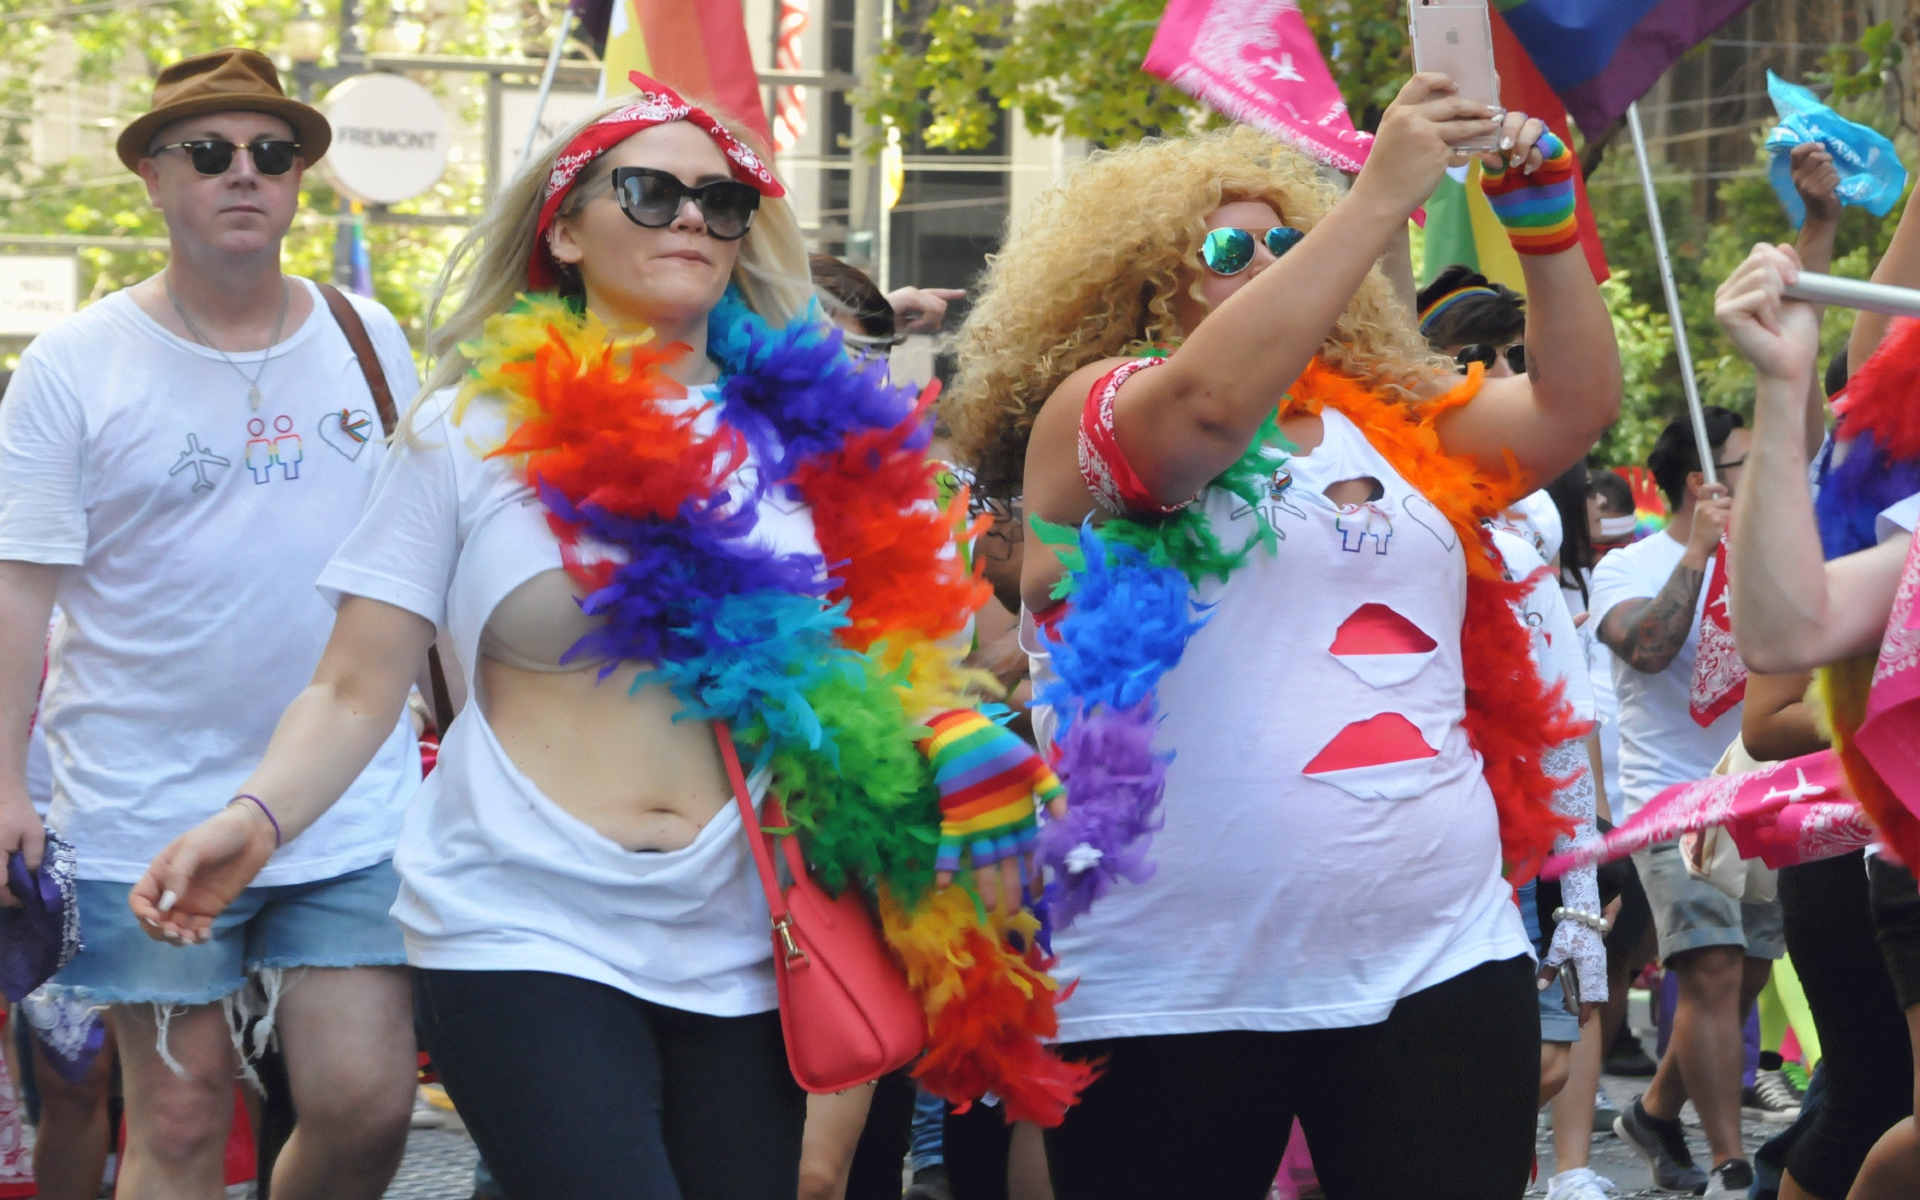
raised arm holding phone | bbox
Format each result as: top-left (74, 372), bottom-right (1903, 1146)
top-left (942, 58), bottom-right (1616, 1198)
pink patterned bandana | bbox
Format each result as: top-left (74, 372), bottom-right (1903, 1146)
top-left (1541, 751), bottom-right (1859, 878)
top-left (1689, 533), bottom-right (1747, 726)
top-left (529, 71), bottom-right (785, 290)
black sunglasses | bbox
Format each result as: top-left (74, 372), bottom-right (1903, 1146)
top-left (609, 167), bottom-right (760, 240)
top-left (154, 139), bottom-right (301, 177)
top-left (1454, 343), bottom-right (1526, 374)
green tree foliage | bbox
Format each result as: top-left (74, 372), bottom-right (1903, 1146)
top-left (1586, 73), bottom-right (1911, 465)
top-left (867, 6), bottom-right (1918, 468)
top-left (0, 0), bottom-right (561, 362)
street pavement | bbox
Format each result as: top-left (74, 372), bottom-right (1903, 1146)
top-left (1528, 1069), bottom-right (1794, 1198)
top-left (382, 1127), bottom-right (479, 1200)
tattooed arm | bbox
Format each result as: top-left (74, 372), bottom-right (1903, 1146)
top-left (1598, 480), bottom-right (1731, 674)
top-left (1597, 566), bottom-right (1705, 675)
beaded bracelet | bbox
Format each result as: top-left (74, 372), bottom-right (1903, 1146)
top-left (1552, 906), bottom-right (1610, 935)
top-left (230, 793), bottom-right (282, 848)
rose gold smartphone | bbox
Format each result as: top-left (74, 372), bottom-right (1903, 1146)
top-left (1408, 0), bottom-right (1502, 151)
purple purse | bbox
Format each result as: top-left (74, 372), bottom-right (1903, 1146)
top-left (0, 830), bottom-right (80, 1004)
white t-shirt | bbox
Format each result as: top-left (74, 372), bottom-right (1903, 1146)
top-left (1588, 530), bottom-right (1743, 819)
top-left (1493, 531), bottom-right (1596, 728)
top-left (1877, 493), bottom-right (1920, 544)
top-left (1038, 408), bottom-right (1528, 1042)
top-left (318, 386), bottom-right (791, 1017)
top-left (0, 279), bottom-right (422, 884)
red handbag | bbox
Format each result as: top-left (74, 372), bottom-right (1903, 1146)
top-left (714, 723), bottom-right (928, 1093)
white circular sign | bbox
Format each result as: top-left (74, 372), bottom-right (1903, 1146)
top-left (322, 73), bottom-right (451, 205)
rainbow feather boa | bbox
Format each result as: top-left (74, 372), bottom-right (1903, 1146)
top-left (1033, 360), bottom-right (1582, 923)
top-left (455, 292), bottom-right (1095, 1123)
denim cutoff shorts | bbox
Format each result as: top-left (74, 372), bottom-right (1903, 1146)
top-left (1517, 879), bottom-right (1580, 1043)
top-left (47, 857), bottom-right (407, 1006)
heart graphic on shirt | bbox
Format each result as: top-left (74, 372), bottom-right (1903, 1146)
top-left (1402, 494), bottom-right (1458, 552)
top-left (317, 408), bottom-right (376, 461)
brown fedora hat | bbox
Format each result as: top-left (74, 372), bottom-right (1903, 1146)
top-left (117, 48), bottom-right (331, 172)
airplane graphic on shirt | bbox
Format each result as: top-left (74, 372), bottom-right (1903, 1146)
top-left (169, 433), bottom-right (230, 493)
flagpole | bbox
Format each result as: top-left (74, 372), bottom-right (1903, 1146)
top-left (523, 7), bottom-right (577, 165)
top-left (1626, 100), bottom-right (1716, 488)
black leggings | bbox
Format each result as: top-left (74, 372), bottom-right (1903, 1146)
top-left (417, 968), bottom-right (805, 1200)
top-left (1777, 852), bottom-right (1914, 1199)
top-left (1043, 955), bottom-right (1539, 1200)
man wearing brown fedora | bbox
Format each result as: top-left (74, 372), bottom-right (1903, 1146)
top-left (0, 48), bottom-right (421, 1200)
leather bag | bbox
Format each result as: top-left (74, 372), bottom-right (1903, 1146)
top-left (714, 722), bottom-right (927, 1093)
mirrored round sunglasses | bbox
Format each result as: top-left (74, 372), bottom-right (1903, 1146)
top-left (1201, 226), bottom-right (1305, 276)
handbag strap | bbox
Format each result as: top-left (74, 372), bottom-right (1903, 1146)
top-left (714, 722), bottom-right (789, 927)
top-left (317, 282), bottom-right (457, 734)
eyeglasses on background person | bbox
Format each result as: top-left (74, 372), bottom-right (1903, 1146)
top-left (1454, 342), bottom-right (1527, 374)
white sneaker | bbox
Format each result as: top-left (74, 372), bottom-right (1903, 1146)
top-left (1545, 1167), bottom-right (1616, 1200)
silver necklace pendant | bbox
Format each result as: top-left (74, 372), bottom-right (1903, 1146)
top-left (165, 271), bottom-right (290, 413)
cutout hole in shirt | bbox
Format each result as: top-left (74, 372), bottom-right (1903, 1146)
top-left (1324, 476), bottom-right (1385, 507)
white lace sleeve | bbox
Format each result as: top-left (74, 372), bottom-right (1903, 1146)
top-left (1543, 738), bottom-right (1608, 1003)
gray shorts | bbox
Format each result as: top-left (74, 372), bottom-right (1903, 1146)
top-left (1633, 840), bottom-right (1785, 964)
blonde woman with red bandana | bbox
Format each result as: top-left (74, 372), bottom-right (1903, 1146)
top-left (128, 78), bottom-right (1083, 1200)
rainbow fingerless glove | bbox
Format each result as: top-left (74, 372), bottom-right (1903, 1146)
top-left (922, 709), bottom-right (1064, 874)
top-left (1480, 130), bottom-right (1578, 256)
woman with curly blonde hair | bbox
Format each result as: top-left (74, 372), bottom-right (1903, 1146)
top-left (948, 75), bottom-right (1621, 1198)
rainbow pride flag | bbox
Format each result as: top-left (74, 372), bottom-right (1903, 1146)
top-left (1421, 160), bottom-right (1527, 292)
top-left (1495, 0), bottom-right (1760, 139)
top-left (1618, 465), bottom-right (1668, 537)
top-left (600, 0), bottom-right (774, 149)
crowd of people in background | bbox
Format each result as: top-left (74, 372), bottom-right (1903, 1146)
top-left (1, 38), bottom-right (1919, 1200)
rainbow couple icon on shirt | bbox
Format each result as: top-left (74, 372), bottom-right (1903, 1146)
top-left (244, 416), bottom-right (303, 484)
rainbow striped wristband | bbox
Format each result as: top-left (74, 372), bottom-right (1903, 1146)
top-left (1480, 131), bottom-right (1578, 256)
top-left (922, 709), bottom-right (1064, 873)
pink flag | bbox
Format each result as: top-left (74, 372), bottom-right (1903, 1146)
top-left (1144, 0), bottom-right (1372, 173)
top-left (1542, 751), bottom-right (1856, 878)
top-left (1726, 797), bottom-right (1878, 870)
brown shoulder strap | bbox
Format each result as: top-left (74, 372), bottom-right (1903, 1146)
top-left (317, 282), bottom-right (456, 733)
top-left (317, 283), bottom-right (398, 435)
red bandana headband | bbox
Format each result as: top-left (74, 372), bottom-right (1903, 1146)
top-left (529, 71), bottom-right (786, 291)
